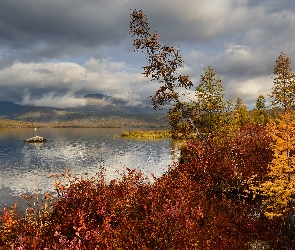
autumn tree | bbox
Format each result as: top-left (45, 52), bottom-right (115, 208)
top-left (259, 112), bottom-right (295, 218)
top-left (129, 9), bottom-right (193, 109)
top-left (269, 52), bottom-right (295, 112)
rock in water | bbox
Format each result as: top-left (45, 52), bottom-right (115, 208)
top-left (24, 136), bottom-right (47, 143)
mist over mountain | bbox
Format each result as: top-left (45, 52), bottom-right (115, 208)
top-left (0, 101), bottom-right (29, 118)
top-left (0, 93), bottom-right (168, 126)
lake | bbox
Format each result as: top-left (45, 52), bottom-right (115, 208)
top-left (0, 128), bottom-right (179, 210)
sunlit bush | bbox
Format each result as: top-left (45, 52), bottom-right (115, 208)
top-left (121, 130), bottom-right (170, 139)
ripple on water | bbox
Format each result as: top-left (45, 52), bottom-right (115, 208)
top-left (0, 128), bottom-right (179, 209)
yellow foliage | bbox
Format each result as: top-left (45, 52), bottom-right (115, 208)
top-left (260, 111), bottom-right (295, 218)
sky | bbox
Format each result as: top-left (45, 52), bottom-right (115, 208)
top-left (0, 0), bottom-right (294, 109)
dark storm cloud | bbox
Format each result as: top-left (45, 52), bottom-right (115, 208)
top-left (0, 0), bottom-right (129, 64)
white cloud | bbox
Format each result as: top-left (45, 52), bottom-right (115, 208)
top-left (226, 75), bottom-right (272, 103)
top-left (0, 58), bottom-right (155, 107)
top-left (225, 45), bottom-right (252, 55)
top-left (112, 90), bottom-right (143, 106)
top-left (21, 90), bottom-right (87, 108)
top-left (182, 44), bottom-right (275, 107)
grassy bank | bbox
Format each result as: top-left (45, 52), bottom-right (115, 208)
top-left (0, 118), bottom-right (47, 129)
top-left (121, 130), bottom-right (171, 139)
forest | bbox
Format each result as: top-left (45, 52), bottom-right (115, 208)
top-left (1, 9), bottom-right (295, 249)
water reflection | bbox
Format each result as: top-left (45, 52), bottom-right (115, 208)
top-left (0, 128), bottom-right (179, 209)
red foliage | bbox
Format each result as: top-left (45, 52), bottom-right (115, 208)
top-left (180, 125), bottom-right (273, 197)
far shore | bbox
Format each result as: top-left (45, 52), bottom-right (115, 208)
top-left (0, 118), bottom-right (167, 129)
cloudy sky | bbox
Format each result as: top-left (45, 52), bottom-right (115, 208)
top-left (0, 0), bottom-right (294, 109)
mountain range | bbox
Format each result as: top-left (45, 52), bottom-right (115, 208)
top-left (0, 94), bottom-right (168, 127)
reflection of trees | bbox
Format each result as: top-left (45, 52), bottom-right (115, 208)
top-left (169, 140), bottom-right (180, 161)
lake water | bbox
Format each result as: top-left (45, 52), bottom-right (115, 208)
top-left (0, 128), bottom-right (179, 210)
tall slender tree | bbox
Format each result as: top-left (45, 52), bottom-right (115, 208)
top-left (195, 66), bottom-right (227, 134)
top-left (269, 52), bottom-right (295, 112)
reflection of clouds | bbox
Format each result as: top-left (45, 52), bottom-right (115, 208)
top-left (103, 140), bottom-right (180, 182)
top-left (22, 139), bottom-right (107, 170)
top-left (1, 170), bottom-right (42, 194)
top-left (0, 128), bottom-right (179, 208)
top-left (0, 185), bottom-right (14, 208)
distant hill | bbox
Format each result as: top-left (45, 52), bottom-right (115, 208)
top-left (0, 94), bottom-right (168, 127)
top-left (84, 93), bottom-right (105, 99)
top-left (0, 101), bottom-right (29, 119)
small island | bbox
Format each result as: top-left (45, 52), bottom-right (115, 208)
top-left (23, 136), bottom-right (47, 143)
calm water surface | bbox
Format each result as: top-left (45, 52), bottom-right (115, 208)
top-left (0, 128), bottom-right (179, 209)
